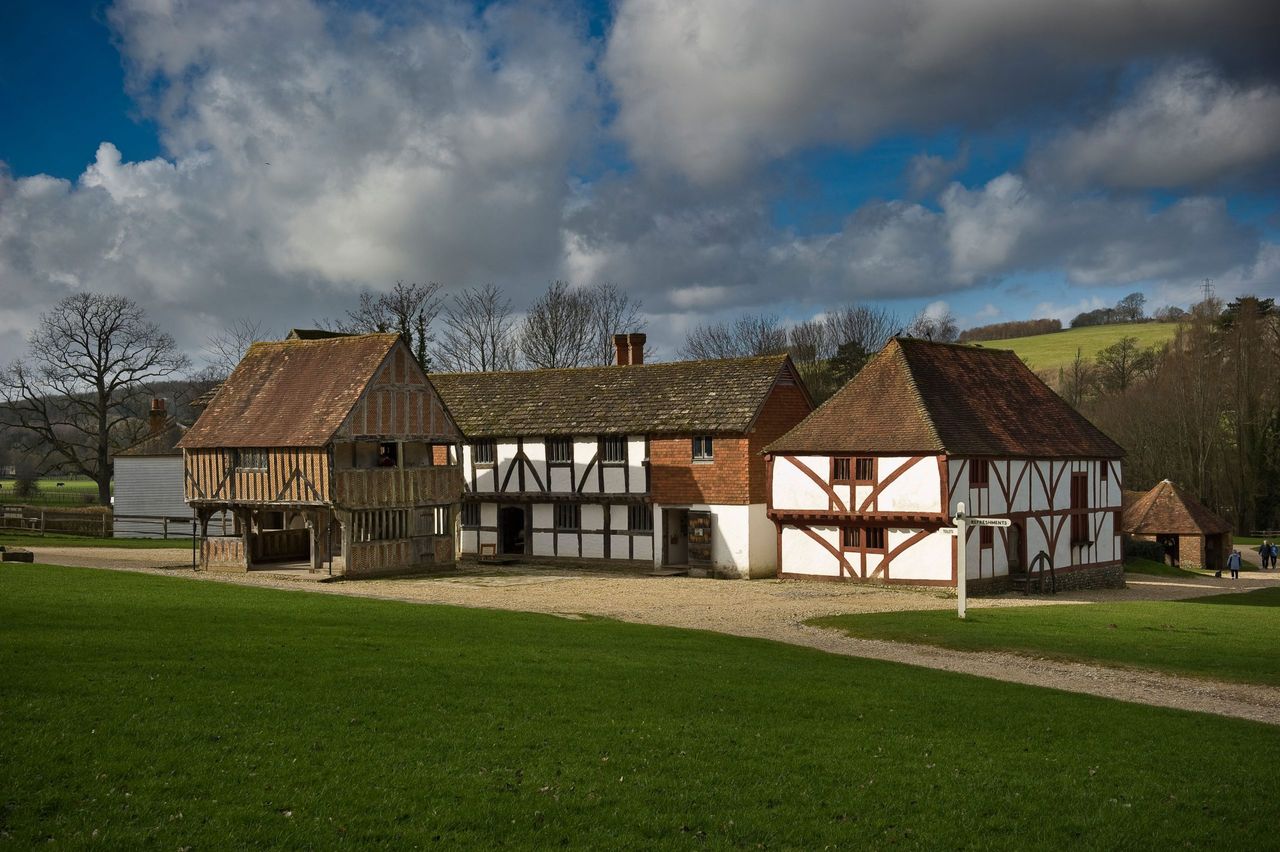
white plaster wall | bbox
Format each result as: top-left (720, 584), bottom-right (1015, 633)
top-left (581, 504), bottom-right (604, 531)
top-left (460, 529), bottom-right (478, 554)
top-left (887, 530), bottom-right (952, 581)
top-left (573, 439), bottom-right (597, 494)
top-left (524, 439), bottom-right (546, 466)
top-left (549, 465), bottom-right (573, 493)
top-left (532, 532), bottom-right (555, 556)
top-left (633, 535), bottom-right (653, 561)
top-left (771, 455), bottom-right (829, 510)
top-left (627, 437), bottom-right (647, 493)
top-left (747, 503), bottom-right (777, 577)
top-left (781, 525), bottom-right (841, 577)
top-left (581, 532), bottom-right (605, 559)
top-left (834, 483), bottom-right (852, 509)
top-left (532, 503), bottom-right (553, 528)
top-left (879, 457), bottom-right (942, 513)
top-left (495, 442), bottom-right (518, 491)
top-left (709, 504), bottom-right (751, 575)
top-left (610, 534), bottom-right (630, 557)
top-left (602, 465), bottom-right (626, 492)
top-left (609, 505), bottom-right (629, 531)
top-left (480, 502), bottom-right (498, 527)
top-left (556, 533), bottom-right (580, 557)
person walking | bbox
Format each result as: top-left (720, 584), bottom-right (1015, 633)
top-left (1270, 541), bottom-right (1278, 570)
top-left (1260, 541), bottom-right (1271, 570)
top-left (1227, 548), bottom-right (1242, 580)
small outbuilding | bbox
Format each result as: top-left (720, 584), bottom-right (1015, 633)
top-left (1122, 479), bottom-right (1232, 571)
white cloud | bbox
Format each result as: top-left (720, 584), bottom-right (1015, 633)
top-left (604, 0), bottom-right (1280, 183)
top-left (1036, 62), bottom-right (1280, 188)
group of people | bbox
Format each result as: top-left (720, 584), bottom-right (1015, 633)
top-left (1259, 540), bottom-right (1279, 570)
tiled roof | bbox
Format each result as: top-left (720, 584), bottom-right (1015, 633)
top-left (178, 334), bottom-right (400, 448)
top-left (114, 419), bottom-right (186, 458)
top-left (1122, 479), bottom-right (1232, 535)
top-left (430, 355), bottom-right (798, 438)
top-left (767, 338), bottom-right (1125, 458)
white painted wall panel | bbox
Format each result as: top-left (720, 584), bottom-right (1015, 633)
top-left (602, 466), bottom-right (626, 493)
top-left (581, 504), bottom-right (604, 531)
top-left (781, 525), bottom-right (841, 577)
top-left (556, 533), bottom-right (579, 557)
top-left (627, 438), bottom-right (647, 493)
top-left (532, 532), bottom-right (555, 556)
top-left (532, 503), bottom-right (553, 529)
top-left (772, 456), bottom-right (829, 510)
top-left (878, 457), bottom-right (941, 513)
top-left (747, 503), bottom-right (777, 577)
top-left (887, 530), bottom-right (952, 581)
top-left (114, 457), bottom-right (196, 538)
top-left (581, 532), bottom-right (605, 559)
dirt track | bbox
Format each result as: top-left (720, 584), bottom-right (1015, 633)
top-left (25, 545), bottom-right (1280, 726)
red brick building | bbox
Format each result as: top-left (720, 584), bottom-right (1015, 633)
top-left (1123, 479), bottom-right (1232, 571)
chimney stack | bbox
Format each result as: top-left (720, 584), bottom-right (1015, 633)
top-left (149, 398), bottom-right (167, 435)
top-left (613, 333), bottom-right (647, 366)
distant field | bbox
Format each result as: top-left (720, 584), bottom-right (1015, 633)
top-left (4, 564), bottom-right (1280, 848)
top-left (0, 476), bottom-right (106, 506)
top-left (980, 322), bottom-right (1178, 375)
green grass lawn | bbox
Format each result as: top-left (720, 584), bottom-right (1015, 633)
top-left (0, 532), bottom-right (194, 550)
top-left (1121, 556), bottom-right (1206, 578)
top-left (0, 476), bottom-right (105, 506)
top-left (812, 586), bottom-right (1280, 687)
top-left (2, 565), bottom-right (1280, 848)
top-left (983, 323), bottom-right (1177, 374)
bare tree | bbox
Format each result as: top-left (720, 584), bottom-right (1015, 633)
top-left (824, 304), bottom-right (900, 353)
top-left (787, 319), bottom-right (830, 364)
top-left (0, 293), bottom-right (190, 504)
top-left (331, 281), bottom-right (443, 369)
top-left (519, 281), bottom-right (597, 369)
top-left (680, 314), bottom-right (787, 360)
top-left (587, 283), bottom-right (647, 366)
top-left (203, 317), bottom-right (273, 380)
top-left (1057, 347), bottom-right (1097, 407)
top-left (907, 308), bottom-right (959, 342)
top-left (1095, 336), bottom-right (1159, 392)
top-left (436, 284), bottom-right (518, 372)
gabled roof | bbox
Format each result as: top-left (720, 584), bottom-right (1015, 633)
top-left (430, 354), bottom-right (802, 438)
top-left (115, 419), bottom-right (186, 458)
top-left (1123, 479), bottom-right (1232, 535)
top-left (766, 338), bottom-right (1124, 458)
top-left (178, 334), bottom-right (401, 448)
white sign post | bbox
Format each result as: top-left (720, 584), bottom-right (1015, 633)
top-left (951, 503), bottom-right (1011, 619)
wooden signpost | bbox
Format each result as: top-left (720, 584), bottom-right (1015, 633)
top-left (945, 502), bottom-right (1011, 619)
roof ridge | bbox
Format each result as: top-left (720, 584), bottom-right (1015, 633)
top-left (430, 352), bottom-right (788, 379)
top-left (894, 340), bottom-right (947, 451)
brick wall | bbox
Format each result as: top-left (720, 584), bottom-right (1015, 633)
top-left (649, 380), bottom-right (812, 506)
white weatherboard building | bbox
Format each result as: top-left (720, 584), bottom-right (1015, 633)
top-left (112, 399), bottom-right (199, 538)
top-left (765, 338), bottom-right (1126, 591)
top-left (431, 335), bottom-right (814, 578)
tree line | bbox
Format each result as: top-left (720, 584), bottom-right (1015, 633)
top-left (1069, 296), bottom-right (1279, 531)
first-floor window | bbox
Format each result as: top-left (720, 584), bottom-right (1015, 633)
top-left (692, 436), bottom-right (714, 461)
top-left (546, 437), bottom-right (572, 463)
top-left (461, 502), bottom-right (480, 527)
top-left (854, 457), bottom-right (874, 483)
top-left (979, 526), bottom-right (993, 548)
top-left (431, 505), bottom-right (451, 536)
top-left (599, 436), bottom-right (626, 464)
top-left (472, 440), bottom-right (496, 465)
top-left (969, 459), bottom-right (989, 488)
top-left (353, 508), bottom-right (410, 542)
top-left (841, 526), bottom-right (886, 551)
top-left (1070, 472), bottom-right (1090, 544)
top-left (833, 457), bottom-right (852, 482)
top-left (555, 503), bottom-right (580, 530)
top-left (233, 448), bottom-right (269, 471)
top-left (628, 503), bottom-right (653, 532)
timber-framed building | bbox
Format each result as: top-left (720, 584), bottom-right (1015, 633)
top-left (431, 334), bottom-right (813, 578)
top-left (178, 332), bottom-right (464, 577)
top-left (766, 338), bottom-right (1126, 592)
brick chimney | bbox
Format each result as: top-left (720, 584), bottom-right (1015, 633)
top-left (613, 333), bottom-right (647, 366)
top-left (148, 398), bottom-right (167, 435)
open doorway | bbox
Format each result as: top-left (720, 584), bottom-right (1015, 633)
top-left (1006, 522), bottom-right (1025, 574)
top-left (499, 506), bottom-right (527, 556)
top-left (663, 509), bottom-right (688, 566)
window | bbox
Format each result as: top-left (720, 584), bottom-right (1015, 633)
top-left (377, 441), bottom-right (399, 468)
top-left (546, 437), bottom-right (573, 463)
top-left (841, 526), bottom-right (886, 552)
top-left (1070, 472), bottom-right (1090, 544)
top-left (353, 508), bottom-right (410, 542)
top-left (833, 458), bottom-right (852, 482)
top-left (1100, 464), bottom-right (1108, 482)
top-left (854, 457), bottom-right (874, 483)
top-left (554, 503), bottom-right (580, 530)
top-left (234, 448), bottom-right (268, 471)
top-left (600, 436), bottom-right (626, 464)
top-left (472, 440), bottom-right (496, 465)
top-left (430, 505), bottom-right (451, 536)
top-left (692, 436), bottom-right (714, 461)
top-left (980, 526), bottom-right (993, 548)
top-left (628, 503), bottom-right (653, 532)
top-left (969, 459), bottom-right (989, 488)
top-left (461, 502), bottom-right (480, 527)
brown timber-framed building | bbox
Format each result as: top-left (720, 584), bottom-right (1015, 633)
top-left (177, 332), bottom-right (464, 577)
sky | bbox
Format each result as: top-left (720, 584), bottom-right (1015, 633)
top-left (1, 0), bottom-right (1278, 367)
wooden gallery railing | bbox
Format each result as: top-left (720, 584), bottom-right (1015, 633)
top-left (332, 467), bottom-right (462, 509)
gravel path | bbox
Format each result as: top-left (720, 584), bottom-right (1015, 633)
top-left (24, 546), bottom-right (1280, 725)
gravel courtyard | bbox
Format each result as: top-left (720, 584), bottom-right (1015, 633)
top-left (22, 545), bottom-right (1280, 725)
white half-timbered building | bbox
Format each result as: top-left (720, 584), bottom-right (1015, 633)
top-left (766, 338), bottom-right (1126, 592)
top-left (431, 334), bottom-right (813, 577)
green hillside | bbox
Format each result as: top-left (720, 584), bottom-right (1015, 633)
top-left (980, 322), bottom-right (1178, 374)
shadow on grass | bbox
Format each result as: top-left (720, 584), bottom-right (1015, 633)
top-left (1176, 587), bottom-right (1280, 608)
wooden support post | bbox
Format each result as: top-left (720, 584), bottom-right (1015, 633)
top-left (240, 508), bottom-right (254, 570)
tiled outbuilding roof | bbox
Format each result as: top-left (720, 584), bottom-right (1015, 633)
top-left (115, 419), bottom-right (186, 458)
top-left (767, 338), bottom-right (1124, 458)
top-left (1123, 479), bottom-right (1232, 535)
top-left (178, 334), bottom-right (400, 448)
top-left (430, 355), bottom-right (800, 438)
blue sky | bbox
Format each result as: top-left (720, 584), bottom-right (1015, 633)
top-left (1, 0), bottom-right (1277, 365)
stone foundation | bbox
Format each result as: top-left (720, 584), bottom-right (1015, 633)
top-left (968, 561), bottom-right (1125, 596)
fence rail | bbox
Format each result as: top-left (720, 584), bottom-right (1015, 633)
top-left (0, 506), bottom-right (202, 540)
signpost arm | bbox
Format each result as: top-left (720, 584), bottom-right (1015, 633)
top-left (956, 501), bottom-right (967, 619)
